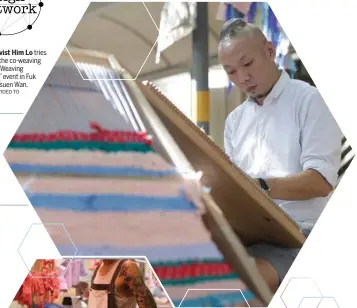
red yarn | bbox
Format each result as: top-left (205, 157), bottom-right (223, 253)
top-left (12, 122), bottom-right (153, 146)
top-left (153, 262), bottom-right (234, 281)
top-left (14, 260), bottom-right (60, 308)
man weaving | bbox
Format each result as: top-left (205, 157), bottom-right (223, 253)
top-left (219, 18), bottom-right (341, 292)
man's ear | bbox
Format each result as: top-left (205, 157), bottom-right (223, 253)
top-left (265, 41), bottom-right (276, 60)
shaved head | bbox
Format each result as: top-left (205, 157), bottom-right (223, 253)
top-left (218, 18), bottom-right (280, 103)
top-left (219, 18), bottom-right (267, 51)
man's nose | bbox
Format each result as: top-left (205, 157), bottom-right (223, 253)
top-left (237, 71), bottom-right (251, 83)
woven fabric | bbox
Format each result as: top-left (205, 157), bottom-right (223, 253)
top-left (6, 63), bottom-right (258, 307)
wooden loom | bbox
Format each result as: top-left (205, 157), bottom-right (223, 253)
top-left (59, 48), bottom-right (275, 305)
top-left (66, 46), bottom-right (306, 249)
top-left (138, 82), bottom-right (306, 248)
top-left (19, 47), bottom-right (308, 306)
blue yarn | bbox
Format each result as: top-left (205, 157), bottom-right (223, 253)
top-left (55, 243), bottom-right (223, 261)
top-left (10, 163), bottom-right (177, 178)
top-left (29, 193), bottom-right (197, 212)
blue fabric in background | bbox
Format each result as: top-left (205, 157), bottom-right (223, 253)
top-left (268, 6), bottom-right (279, 48)
top-left (225, 4), bottom-right (245, 97)
top-left (247, 2), bottom-right (257, 23)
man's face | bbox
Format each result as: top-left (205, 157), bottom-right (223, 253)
top-left (219, 35), bottom-right (276, 98)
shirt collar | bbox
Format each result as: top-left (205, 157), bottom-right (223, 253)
top-left (247, 70), bottom-right (290, 105)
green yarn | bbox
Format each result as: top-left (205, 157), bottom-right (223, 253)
top-left (8, 141), bottom-right (153, 153)
top-left (151, 258), bottom-right (225, 267)
top-left (150, 258), bottom-right (240, 285)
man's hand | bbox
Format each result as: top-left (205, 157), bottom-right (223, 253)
top-left (255, 169), bottom-right (333, 201)
top-left (120, 260), bottom-right (157, 308)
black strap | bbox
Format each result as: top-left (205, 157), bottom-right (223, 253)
top-left (89, 260), bottom-right (126, 308)
top-left (91, 260), bottom-right (111, 291)
top-left (109, 259), bottom-right (127, 292)
top-left (91, 260), bottom-right (103, 284)
top-left (90, 259), bottom-right (133, 308)
top-left (91, 260), bottom-right (129, 291)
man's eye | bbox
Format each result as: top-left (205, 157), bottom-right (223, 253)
top-left (227, 70), bottom-right (236, 75)
top-left (244, 60), bottom-right (253, 67)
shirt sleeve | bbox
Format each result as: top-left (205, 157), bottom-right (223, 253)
top-left (224, 113), bottom-right (234, 160)
top-left (300, 90), bottom-right (342, 188)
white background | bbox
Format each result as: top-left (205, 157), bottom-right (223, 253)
top-left (1, 1), bottom-right (356, 307)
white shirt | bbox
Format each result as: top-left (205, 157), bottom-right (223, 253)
top-left (224, 71), bottom-right (341, 225)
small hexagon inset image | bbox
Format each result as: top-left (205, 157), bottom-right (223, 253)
top-left (10, 257), bottom-right (174, 308)
top-left (67, 2), bottom-right (159, 80)
top-left (281, 278), bottom-right (322, 308)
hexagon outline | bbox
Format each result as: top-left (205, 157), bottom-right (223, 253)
top-left (17, 222), bottom-right (78, 278)
top-left (66, 1), bottom-right (159, 81)
top-left (296, 296), bottom-right (322, 308)
top-left (317, 297), bottom-right (340, 308)
top-left (177, 288), bottom-right (250, 308)
top-left (280, 277), bottom-right (323, 308)
top-left (297, 296), bottom-right (340, 308)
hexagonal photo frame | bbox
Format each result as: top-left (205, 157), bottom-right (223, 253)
top-left (4, 2), bottom-right (354, 308)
